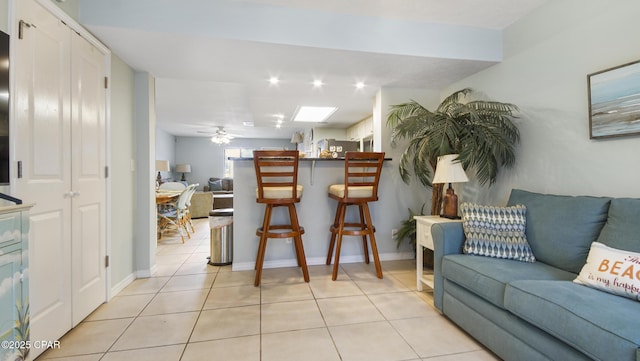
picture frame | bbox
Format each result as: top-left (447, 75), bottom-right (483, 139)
top-left (588, 59), bottom-right (640, 139)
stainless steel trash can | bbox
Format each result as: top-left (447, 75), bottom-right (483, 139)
top-left (208, 208), bottom-right (233, 266)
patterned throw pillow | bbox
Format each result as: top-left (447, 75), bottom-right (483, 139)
top-left (461, 203), bottom-right (536, 263)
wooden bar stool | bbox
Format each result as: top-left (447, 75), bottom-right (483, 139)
top-left (326, 151), bottom-right (385, 281)
top-left (253, 150), bottom-right (309, 286)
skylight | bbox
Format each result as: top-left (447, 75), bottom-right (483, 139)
top-left (293, 106), bottom-right (338, 123)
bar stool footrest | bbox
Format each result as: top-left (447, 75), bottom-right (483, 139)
top-left (330, 223), bottom-right (375, 236)
top-left (257, 225), bottom-right (305, 239)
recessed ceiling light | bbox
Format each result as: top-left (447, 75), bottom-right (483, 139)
top-left (242, 121), bottom-right (254, 127)
top-left (269, 76), bottom-right (280, 85)
top-left (277, 119), bottom-right (283, 124)
top-left (355, 82), bottom-right (365, 89)
top-left (312, 79), bottom-right (323, 88)
top-left (293, 106), bottom-right (338, 123)
top-left (276, 123), bottom-right (281, 128)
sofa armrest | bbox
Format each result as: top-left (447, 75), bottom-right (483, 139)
top-left (431, 222), bottom-right (465, 311)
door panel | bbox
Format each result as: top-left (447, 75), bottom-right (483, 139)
top-left (14, 0), bottom-right (72, 348)
top-left (70, 31), bottom-right (106, 325)
top-left (27, 211), bottom-right (69, 329)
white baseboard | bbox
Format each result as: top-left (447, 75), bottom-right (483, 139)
top-left (135, 263), bottom-right (157, 279)
top-left (110, 273), bottom-right (136, 298)
top-left (231, 251), bottom-right (414, 271)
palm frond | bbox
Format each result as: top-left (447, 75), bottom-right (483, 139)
top-left (387, 88), bottom-right (521, 193)
top-left (437, 88), bottom-right (472, 112)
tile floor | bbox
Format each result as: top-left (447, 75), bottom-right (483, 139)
top-left (37, 218), bottom-right (500, 361)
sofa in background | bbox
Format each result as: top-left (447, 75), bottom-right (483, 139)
top-left (189, 191), bottom-right (234, 218)
top-left (203, 177), bottom-right (233, 193)
top-left (189, 177), bottom-right (234, 218)
top-left (432, 189), bottom-right (640, 361)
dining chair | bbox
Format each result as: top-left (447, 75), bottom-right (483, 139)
top-left (326, 151), bottom-right (385, 280)
top-left (159, 184), bottom-right (196, 242)
top-left (183, 183), bottom-right (199, 233)
top-left (252, 150), bottom-right (309, 286)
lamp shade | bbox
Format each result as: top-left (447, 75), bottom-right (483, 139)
top-left (155, 160), bottom-right (170, 172)
top-left (432, 154), bottom-right (469, 184)
top-left (175, 164), bottom-right (191, 173)
top-left (290, 131), bottom-right (304, 144)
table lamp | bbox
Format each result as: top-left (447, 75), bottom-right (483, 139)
top-left (155, 160), bottom-right (170, 185)
top-left (175, 164), bottom-right (191, 181)
top-left (290, 131), bottom-right (304, 150)
top-left (432, 154), bottom-right (469, 219)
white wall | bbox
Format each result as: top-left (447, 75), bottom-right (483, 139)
top-left (134, 72), bottom-right (157, 276)
top-left (155, 127), bottom-right (176, 180)
top-left (313, 127), bottom-right (348, 141)
top-left (51, 0), bottom-right (79, 20)
top-left (109, 54), bottom-right (136, 288)
top-left (175, 136), bottom-right (292, 189)
top-left (444, 0), bottom-right (640, 205)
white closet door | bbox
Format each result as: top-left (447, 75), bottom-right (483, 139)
top-left (70, 31), bottom-right (107, 325)
top-left (14, 0), bottom-right (109, 353)
top-left (13, 0), bottom-right (73, 346)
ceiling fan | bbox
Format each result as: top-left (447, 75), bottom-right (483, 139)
top-left (197, 126), bottom-right (237, 144)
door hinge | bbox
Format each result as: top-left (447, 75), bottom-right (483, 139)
top-left (17, 161), bottom-right (22, 178)
top-left (105, 166), bottom-right (109, 178)
top-left (18, 20), bottom-right (35, 40)
top-left (104, 77), bottom-right (108, 89)
top-left (105, 255), bottom-right (109, 268)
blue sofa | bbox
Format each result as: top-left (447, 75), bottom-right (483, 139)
top-left (432, 189), bottom-right (640, 361)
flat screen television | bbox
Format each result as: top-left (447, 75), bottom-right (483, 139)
top-left (0, 30), bottom-right (8, 184)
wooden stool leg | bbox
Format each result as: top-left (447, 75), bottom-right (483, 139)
top-left (326, 201), bottom-right (342, 265)
top-left (362, 203), bottom-right (382, 279)
top-left (255, 205), bottom-right (273, 286)
top-left (288, 204), bottom-right (309, 283)
top-left (255, 205), bottom-right (272, 270)
top-left (332, 203), bottom-right (347, 281)
top-left (358, 204), bottom-right (370, 264)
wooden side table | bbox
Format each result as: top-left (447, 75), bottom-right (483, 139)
top-left (414, 215), bottom-right (462, 291)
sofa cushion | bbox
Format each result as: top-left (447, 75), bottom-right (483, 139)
top-left (596, 198), bottom-right (640, 253)
top-left (442, 254), bottom-right (575, 309)
top-left (507, 189), bottom-right (610, 273)
top-left (505, 280), bottom-right (640, 361)
top-left (208, 179), bottom-right (223, 191)
top-left (574, 242), bottom-right (640, 301)
top-left (460, 203), bottom-right (535, 263)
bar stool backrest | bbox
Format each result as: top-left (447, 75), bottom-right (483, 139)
top-left (342, 151), bottom-right (385, 202)
top-left (253, 150), bottom-right (301, 204)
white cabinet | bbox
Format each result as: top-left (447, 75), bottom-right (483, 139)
top-left (0, 204), bottom-right (33, 361)
top-left (363, 116), bottom-right (373, 137)
top-left (414, 216), bottom-right (461, 291)
top-left (347, 116), bottom-right (373, 141)
top-left (347, 121), bottom-right (363, 141)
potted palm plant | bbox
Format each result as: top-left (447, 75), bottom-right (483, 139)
top-left (389, 88), bottom-right (520, 248)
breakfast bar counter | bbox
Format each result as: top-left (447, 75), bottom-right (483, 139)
top-left (230, 157), bottom-right (412, 271)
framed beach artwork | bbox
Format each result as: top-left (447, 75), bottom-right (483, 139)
top-left (588, 60), bottom-right (640, 139)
